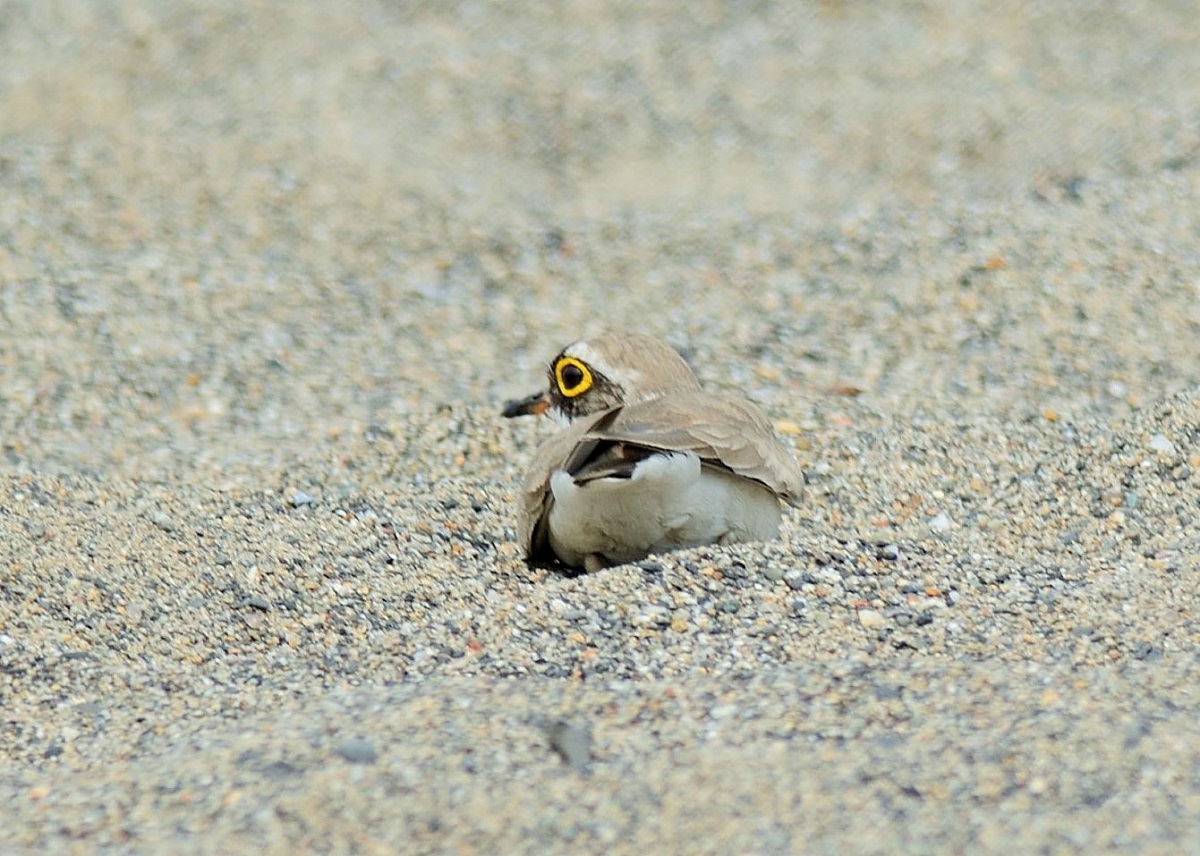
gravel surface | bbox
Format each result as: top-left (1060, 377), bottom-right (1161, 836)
top-left (2, 1), bottom-right (1199, 853)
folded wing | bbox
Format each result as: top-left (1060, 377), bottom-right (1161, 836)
top-left (592, 392), bottom-right (805, 505)
top-left (518, 393), bottom-right (804, 560)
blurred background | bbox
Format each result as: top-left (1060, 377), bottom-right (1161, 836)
top-left (0, 0), bottom-right (1198, 475)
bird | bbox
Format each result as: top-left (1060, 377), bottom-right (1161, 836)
top-left (502, 332), bottom-right (804, 572)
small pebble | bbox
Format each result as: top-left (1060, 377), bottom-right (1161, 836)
top-left (545, 720), bottom-right (591, 772)
top-left (1148, 433), bottom-right (1176, 454)
top-left (858, 609), bottom-right (886, 629)
top-left (335, 737), bottom-right (379, 765)
top-left (928, 511), bottom-right (953, 533)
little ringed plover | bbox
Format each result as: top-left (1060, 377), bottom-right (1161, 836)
top-left (503, 332), bottom-right (804, 572)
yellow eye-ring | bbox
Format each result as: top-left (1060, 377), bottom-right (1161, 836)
top-left (554, 357), bottom-right (593, 398)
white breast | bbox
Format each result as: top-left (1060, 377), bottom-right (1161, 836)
top-left (546, 451), bottom-right (783, 568)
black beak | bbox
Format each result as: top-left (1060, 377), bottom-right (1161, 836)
top-left (502, 390), bottom-right (551, 418)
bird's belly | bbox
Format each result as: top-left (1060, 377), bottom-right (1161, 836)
top-left (547, 452), bottom-right (782, 567)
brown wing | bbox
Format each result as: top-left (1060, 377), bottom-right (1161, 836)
top-left (587, 391), bottom-right (805, 505)
top-left (517, 393), bottom-right (804, 559)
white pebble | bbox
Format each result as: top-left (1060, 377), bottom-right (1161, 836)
top-left (858, 609), bottom-right (885, 629)
top-left (928, 511), bottom-right (953, 532)
top-left (1148, 433), bottom-right (1176, 454)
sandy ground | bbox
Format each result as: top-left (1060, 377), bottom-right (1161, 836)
top-left (2, 0), bottom-right (1200, 853)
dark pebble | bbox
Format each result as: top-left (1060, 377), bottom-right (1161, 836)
top-left (1132, 642), bottom-right (1161, 661)
top-left (545, 720), bottom-right (591, 772)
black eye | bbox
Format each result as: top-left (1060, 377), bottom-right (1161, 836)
top-left (561, 363), bottom-right (585, 390)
